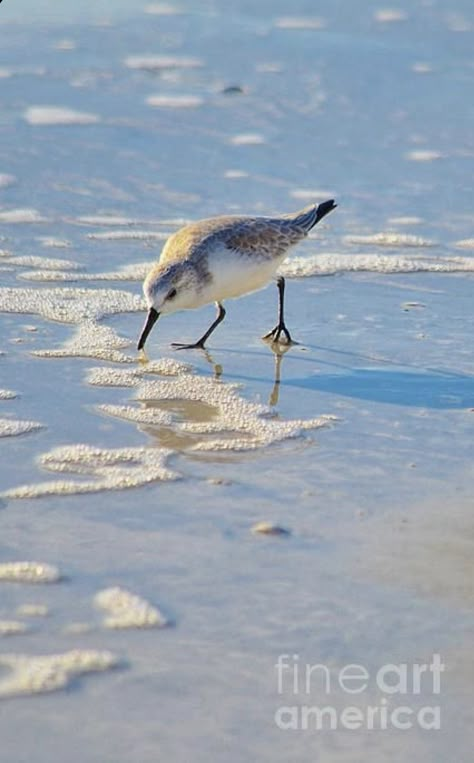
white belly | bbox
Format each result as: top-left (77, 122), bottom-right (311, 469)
top-left (201, 248), bottom-right (283, 304)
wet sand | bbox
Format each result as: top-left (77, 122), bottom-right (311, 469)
top-left (0, 1), bottom-right (473, 760)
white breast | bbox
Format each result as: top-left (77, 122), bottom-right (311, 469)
top-left (198, 245), bottom-right (283, 305)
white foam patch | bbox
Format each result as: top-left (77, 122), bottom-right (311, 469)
top-left (94, 587), bottom-right (167, 629)
top-left (275, 16), bottom-right (325, 29)
top-left (374, 9), bottom-right (408, 23)
top-left (2, 444), bottom-right (178, 498)
top-left (87, 358), bottom-right (191, 386)
top-left (135, 374), bottom-right (335, 451)
top-left (76, 215), bottom-right (141, 226)
top-left (33, 322), bottom-right (134, 363)
top-left (0, 418), bottom-right (43, 438)
top-left (412, 62), bottom-right (432, 74)
top-left (0, 650), bottom-right (118, 699)
top-left (387, 216), bottom-right (424, 226)
top-left (9, 255), bottom-right (80, 271)
top-left (224, 169), bottom-right (249, 179)
top-left (0, 621), bottom-right (28, 636)
top-left (98, 403), bottom-right (173, 427)
top-left (0, 174), bottom-right (16, 189)
top-left (405, 150), bottom-right (443, 162)
top-left (0, 562), bottom-right (61, 583)
top-left (19, 262), bottom-right (150, 283)
top-left (37, 237), bottom-right (72, 249)
top-left (146, 94), bottom-right (204, 108)
top-left (24, 106), bottom-right (100, 126)
top-left (0, 209), bottom-right (47, 223)
top-left (455, 239), bottom-right (474, 250)
top-left (124, 55), bottom-right (203, 71)
top-left (0, 286), bottom-right (143, 325)
top-left (0, 389), bottom-right (17, 400)
top-left (281, 253), bottom-right (474, 277)
top-left (87, 229), bottom-right (169, 241)
top-left (344, 233), bottom-right (435, 247)
top-left (229, 133), bottom-right (266, 146)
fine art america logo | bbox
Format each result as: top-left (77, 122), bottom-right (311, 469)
top-left (274, 654), bottom-right (444, 731)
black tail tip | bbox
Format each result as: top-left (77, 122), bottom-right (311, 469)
top-left (315, 199), bottom-right (337, 223)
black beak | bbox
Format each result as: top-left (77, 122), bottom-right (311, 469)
top-left (137, 307), bottom-right (160, 350)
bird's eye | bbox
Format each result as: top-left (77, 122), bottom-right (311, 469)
top-left (166, 288), bottom-right (177, 301)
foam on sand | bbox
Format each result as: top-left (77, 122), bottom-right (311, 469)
top-left (0, 389), bottom-right (17, 400)
top-left (0, 621), bottom-right (29, 637)
top-left (281, 253), bottom-right (474, 278)
top-left (87, 229), bottom-right (169, 241)
top-left (24, 106), bottom-right (100, 126)
top-left (94, 587), bottom-right (167, 629)
top-left (2, 444), bottom-right (178, 498)
top-left (124, 55), bottom-right (203, 71)
top-left (134, 373), bottom-right (335, 451)
top-left (0, 650), bottom-right (118, 699)
top-left (229, 133), bottom-right (266, 145)
top-left (0, 418), bottom-right (43, 438)
top-left (0, 562), bottom-right (61, 583)
top-left (0, 209), bottom-right (47, 223)
top-left (344, 233), bottom-right (434, 247)
top-left (146, 94), bottom-right (204, 108)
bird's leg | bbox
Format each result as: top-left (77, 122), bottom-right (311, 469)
top-left (172, 302), bottom-right (226, 350)
top-left (262, 276), bottom-right (293, 344)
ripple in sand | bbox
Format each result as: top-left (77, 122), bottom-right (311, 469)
top-left (274, 16), bottom-right (326, 30)
top-left (124, 55), bottom-right (203, 71)
top-left (2, 444), bottom-right (178, 498)
top-left (0, 418), bottom-right (43, 438)
top-left (94, 587), bottom-right (167, 629)
top-left (0, 209), bottom-right (47, 224)
top-left (0, 650), bottom-right (118, 699)
top-left (24, 106), bottom-right (100, 126)
top-left (0, 562), bottom-right (61, 583)
top-left (344, 233), bottom-right (435, 247)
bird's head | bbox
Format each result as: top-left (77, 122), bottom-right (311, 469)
top-left (137, 261), bottom-right (197, 350)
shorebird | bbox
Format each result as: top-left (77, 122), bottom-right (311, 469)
top-left (137, 199), bottom-right (336, 351)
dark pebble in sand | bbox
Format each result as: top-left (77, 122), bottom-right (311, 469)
top-left (221, 85), bottom-right (245, 95)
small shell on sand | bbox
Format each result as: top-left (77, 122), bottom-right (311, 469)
top-left (251, 522), bottom-right (291, 536)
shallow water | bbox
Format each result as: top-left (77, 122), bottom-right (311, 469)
top-left (0, 1), bottom-right (473, 760)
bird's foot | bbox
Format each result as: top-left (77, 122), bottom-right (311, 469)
top-left (171, 340), bottom-right (207, 351)
top-left (262, 324), bottom-right (294, 345)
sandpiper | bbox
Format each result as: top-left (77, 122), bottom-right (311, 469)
top-left (137, 199), bottom-right (336, 351)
